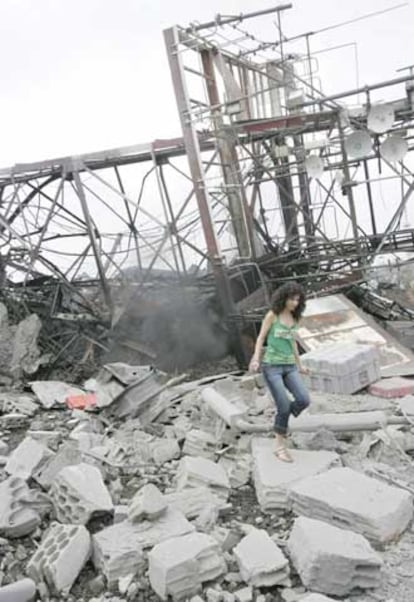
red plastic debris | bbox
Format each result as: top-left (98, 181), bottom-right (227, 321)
top-left (66, 392), bottom-right (97, 410)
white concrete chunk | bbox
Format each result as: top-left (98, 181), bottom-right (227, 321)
top-left (27, 522), bottom-right (90, 594)
top-left (300, 596), bottom-right (337, 602)
top-left (164, 487), bottom-right (224, 519)
top-left (149, 532), bottom-right (226, 600)
top-left (176, 456), bottom-right (230, 501)
top-left (30, 381), bottom-right (85, 409)
top-left (50, 463), bottom-right (113, 524)
top-left (128, 484), bottom-right (167, 522)
top-left (218, 454), bottom-right (251, 488)
top-left (6, 437), bottom-right (53, 480)
top-left (183, 429), bottom-right (217, 460)
top-left (0, 578), bottom-right (36, 602)
top-left (0, 477), bottom-right (41, 538)
top-left (288, 516), bottom-right (382, 596)
top-left (233, 529), bottom-right (290, 587)
top-left (252, 438), bottom-right (340, 511)
top-left (151, 438), bottom-right (180, 465)
top-left (289, 467), bottom-right (413, 544)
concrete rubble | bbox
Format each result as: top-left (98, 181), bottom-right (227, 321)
top-left (289, 466), bottom-right (413, 543)
top-left (1, 356), bottom-right (414, 601)
top-left (288, 516), bottom-right (383, 595)
top-left (148, 532), bottom-right (227, 600)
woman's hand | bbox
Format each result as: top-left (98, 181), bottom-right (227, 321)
top-left (299, 365), bottom-right (310, 375)
top-left (249, 357), bottom-right (260, 373)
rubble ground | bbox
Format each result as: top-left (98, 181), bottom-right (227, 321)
top-left (1, 360), bottom-right (414, 602)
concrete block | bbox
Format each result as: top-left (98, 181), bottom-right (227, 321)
top-left (128, 484), bottom-right (167, 522)
top-left (288, 516), bottom-right (382, 596)
top-left (27, 522), bottom-right (90, 594)
top-left (252, 438), bottom-right (340, 511)
top-left (176, 456), bottom-right (230, 501)
top-left (92, 523), bottom-right (145, 587)
top-left (289, 467), bottom-right (413, 544)
top-left (369, 376), bottom-right (414, 399)
top-left (6, 437), bottom-right (53, 480)
top-left (148, 532), bottom-right (226, 600)
top-left (50, 463), bottom-right (113, 524)
top-left (0, 578), bottom-right (36, 602)
top-left (33, 443), bottom-right (82, 489)
top-left (218, 454), bottom-right (251, 488)
top-left (202, 387), bottom-right (247, 427)
top-left (302, 343), bottom-right (380, 394)
top-left (30, 381), bottom-right (85, 409)
top-left (398, 395), bottom-right (414, 415)
top-left (93, 506), bottom-right (194, 554)
top-left (0, 477), bottom-right (41, 538)
top-left (164, 487), bottom-right (224, 519)
top-left (234, 528), bottom-right (290, 587)
top-left (183, 429), bottom-right (218, 460)
top-left (234, 587), bottom-right (253, 602)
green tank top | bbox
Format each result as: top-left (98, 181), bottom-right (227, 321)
top-left (263, 316), bottom-right (298, 365)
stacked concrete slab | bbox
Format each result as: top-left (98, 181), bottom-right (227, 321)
top-left (233, 529), bottom-right (290, 587)
top-left (252, 438), bottom-right (339, 511)
top-left (27, 522), bottom-right (90, 594)
top-left (289, 467), bottom-right (413, 544)
top-left (176, 456), bottom-right (230, 501)
top-left (50, 463), bottom-right (113, 524)
top-left (288, 516), bottom-right (382, 595)
top-left (148, 532), bottom-right (226, 600)
top-left (301, 343), bottom-right (380, 394)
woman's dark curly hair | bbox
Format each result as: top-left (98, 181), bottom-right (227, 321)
top-left (270, 282), bottom-right (306, 321)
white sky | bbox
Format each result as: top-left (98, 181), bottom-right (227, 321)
top-left (0, 0), bottom-right (412, 166)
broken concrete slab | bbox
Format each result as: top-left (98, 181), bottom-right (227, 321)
top-left (0, 477), bottom-right (41, 538)
top-left (289, 466), bottom-right (413, 543)
top-left (233, 528), bottom-right (290, 587)
top-left (398, 395), bottom-right (414, 416)
top-left (164, 487), bottom-right (225, 519)
top-left (0, 393), bottom-right (38, 417)
top-left (183, 429), bottom-right (218, 460)
top-left (150, 438), bottom-right (180, 465)
top-left (148, 532), bottom-right (226, 600)
top-left (201, 387), bottom-right (247, 427)
top-left (50, 463), bottom-right (113, 524)
top-left (128, 484), bottom-right (167, 522)
top-left (288, 516), bottom-right (382, 595)
top-left (218, 454), bottom-right (251, 488)
top-left (176, 456), bottom-right (230, 501)
top-left (369, 376), bottom-right (414, 399)
top-left (252, 438), bottom-right (340, 511)
top-left (27, 522), bottom-right (90, 594)
top-left (6, 436), bottom-right (53, 480)
top-left (33, 442), bottom-right (83, 489)
top-left (30, 381), bottom-right (85, 409)
top-left (0, 578), bottom-right (36, 602)
top-left (93, 506), bottom-right (194, 553)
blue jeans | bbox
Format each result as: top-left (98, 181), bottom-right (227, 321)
top-left (262, 364), bottom-right (311, 435)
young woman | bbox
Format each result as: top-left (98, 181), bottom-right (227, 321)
top-left (249, 282), bottom-right (311, 463)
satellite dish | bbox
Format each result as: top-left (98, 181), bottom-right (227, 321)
top-left (380, 135), bottom-right (408, 162)
top-left (345, 131), bottom-right (372, 159)
top-left (368, 104), bottom-right (394, 134)
top-left (305, 155), bottom-right (324, 179)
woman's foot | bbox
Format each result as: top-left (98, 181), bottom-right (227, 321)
top-left (274, 446), bottom-right (293, 462)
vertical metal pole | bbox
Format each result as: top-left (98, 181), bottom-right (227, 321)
top-left (337, 116), bottom-right (360, 250)
top-left (164, 26), bottom-right (245, 366)
top-left (294, 135), bottom-right (314, 245)
top-left (72, 165), bottom-right (113, 312)
top-left (363, 159), bottom-right (377, 236)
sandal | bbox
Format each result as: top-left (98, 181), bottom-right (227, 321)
top-left (274, 447), bottom-right (293, 463)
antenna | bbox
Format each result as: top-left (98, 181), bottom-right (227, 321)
top-left (367, 104), bottom-right (395, 133)
top-left (305, 155), bottom-right (324, 178)
top-left (380, 135), bottom-right (409, 162)
top-left (345, 131), bottom-right (373, 159)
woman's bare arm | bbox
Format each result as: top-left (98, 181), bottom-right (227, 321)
top-left (249, 310), bottom-right (274, 371)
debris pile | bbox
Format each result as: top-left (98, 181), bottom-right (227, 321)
top-left (1, 348), bottom-right (414, 601)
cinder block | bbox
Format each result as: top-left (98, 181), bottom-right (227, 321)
top-left (0, 578), bottom-right (36, 602)
top-left (252, 438), bottom-right (340, 511)
top-left (288, 516), bottom-right (382, 595)
top-left (128, 484), bottom-right (167, 522)
top-left (183, 429), bottom-right (218, 460)
top-left (50, 463), bottom-right (113, 524)
top-left (27, 522), bottom-right (90, 594)
top-left (164, 487), bottom-right (224, 519)
top-left (233, 529), bottom-right (290, 587)
top-left (6, 437), bottom-right (53, 480)
top-left (176, 456), bottom-right (230, 501)
top-left (368, 376), bottom-right (414, 399)
top-left (302, 343), bottom-right (380, 394)
top-left (148, 532), bottom-right (226, 600)
top-left (0, 477), bottom-right (41, 538)
top-left (289, 467), bottom-right (413, 544)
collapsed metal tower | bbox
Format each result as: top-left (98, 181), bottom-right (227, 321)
top-left (0, 4), bottom-right (413, 356)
